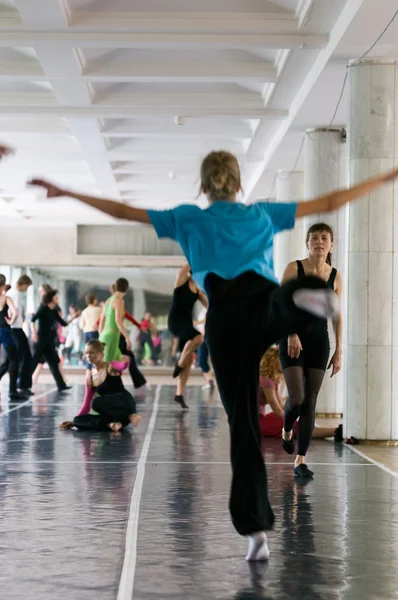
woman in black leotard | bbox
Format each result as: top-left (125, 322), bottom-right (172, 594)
top-left (59, 339), bottom-right (141, 432)
top-left (168, 264), bottom-right (208, 409)
top-left (279, 223), bottom-right (343, 479)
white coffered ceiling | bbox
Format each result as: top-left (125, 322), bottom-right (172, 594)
top-left (0, 0), bottom-right (397, 225)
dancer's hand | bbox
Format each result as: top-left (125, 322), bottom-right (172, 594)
top-left (287, 334), bottom-right (302, 359)
top-left (125, 337), bottom-right (132, 351)
top-left (59, 421), bottom-right (73, 429)
top-left (328, 350), bottom-right (341, 377)
top-left (0, 144), bottom-right (13, 161)
top-left (28, 178), bottom-right (67, 198)
top-left (32, 332), bottom-right (38, 344)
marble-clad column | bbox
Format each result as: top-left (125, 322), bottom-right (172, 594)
top-left (304, 129), bottom-right (347, 274)
top-left (346, 58), bottom-right (398, 440)
top-left (274, 171), bottom-right (305, 281)
top-left (132, 288), bottom-right (146, 351)
top-left (304, 129), bottom-right (347, 415)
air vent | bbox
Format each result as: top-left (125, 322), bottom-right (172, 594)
top-left (76, 225), bottom-right (183, 257)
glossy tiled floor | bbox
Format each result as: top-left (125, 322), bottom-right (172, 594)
top-left (1, 383), bottom-right (398, 599)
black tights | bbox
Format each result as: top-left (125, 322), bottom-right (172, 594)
top-left (119, 336), bottom-right (146, 388)
top-left (283, 367), bottom-right (325, 457)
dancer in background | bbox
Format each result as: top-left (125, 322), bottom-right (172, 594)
top-left (99, 278), bottom-right (132, 361)
top-left (80, 294), bottom-right (102, 345)
top-left (63, 304), bottom-right (82, 364)
top-left (258, 347), bottom-right (342, 442)
top-left (194, 307), bottom-right (215, 391)
top-left (93, 283), bottom-right (147, 389)
top-left (59, 340), bottom-right (141, 432)
top-left (32, 283), bottom-right (65, 385)
top-left (279, 223), bottom-right (342, 479)
top-left (0, 274), bottom-right (26, 399)
top-left (119, 316), bottom-right (147, 389)
top-left (0, 274), bottom-right (34, 396)
top-left (168, 264), bottom-right (207, 410)
top-left (31, 290), bottom-right (78, 391)
top-left (138, 312), bottom-right (155, 364)
top-left (31, 152), bottom-right (398, 561)
top-left (80, 293), bottom-right (102, 373)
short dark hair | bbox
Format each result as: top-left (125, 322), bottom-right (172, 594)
top-left (0, 274), bottom-right (6, 288)
top-left (43, 289), bottom-right (58, 305)
top-left (40, 283), bottom-right (52, 294)
top-left (85, 293), bottom-right (96, 305)
top-left (17, 274), bottom-right (32, 287)
top-left (115, 278), bottom-right (129, 293)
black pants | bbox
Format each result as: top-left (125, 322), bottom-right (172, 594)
top-left (0, 329), bottom-right (33, 389)
top-left (205, 272), bottom-right (329, 536)
top-left (32, 336), bottom-right (65, 390)
top-left (0, 329), bottom-right (18, 394)
top-left (72, 391), bottom-right (137, 431)
top-left (119, 335), bottom-right (146, 388)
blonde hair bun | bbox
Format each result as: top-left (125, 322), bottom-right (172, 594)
top-left (200, 150), bottom-right (241, 201)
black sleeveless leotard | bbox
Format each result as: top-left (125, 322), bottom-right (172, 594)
top-left (94, 369), bottom-right (126, 395)
top-left (168, 280), bottom-right (201, 352)
top-left (279, 260), bottom-right (337, 371)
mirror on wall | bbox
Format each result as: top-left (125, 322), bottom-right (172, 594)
top-left (0, 265), bottom-right (196, 370)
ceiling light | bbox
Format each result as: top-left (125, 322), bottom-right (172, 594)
top-left (168, 171), bottom-right (176, 179)
top-left (174, 116), bottom-right (185, 126)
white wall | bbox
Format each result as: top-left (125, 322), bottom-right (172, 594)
top-left (2, 225), bottom-right (185, 268)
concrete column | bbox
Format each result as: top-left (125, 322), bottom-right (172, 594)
top-left (56, 280), bottom-right (68, 316)
top-left (273, 171), bottom-right (305, 281)
top-left (346, 58), bottom-right (398, 440)
top-left (304, 128), bottom-right (347, 415)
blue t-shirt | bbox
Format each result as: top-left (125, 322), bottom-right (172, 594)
top-left (148, 200), bottom-right (297, 292)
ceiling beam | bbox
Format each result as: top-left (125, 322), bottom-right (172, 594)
top-left (11, 149), bottom-right (248, 162)
top-left (245, 0), bottom-right (364, 201)
top-left (0, 31), bottom-right (329, 50)
top-left (13, 0), bottom-right (121, 198)
top-left (0, 119), bottom-right (253, 139)
top-left (101, 120), bottom-right (253, 139)
top-left (0, 61), bottom-right (277, 83)
top-left (69, 12), bottom-right (298, 34)
top-left (0, 105), bottom-right (288, 119)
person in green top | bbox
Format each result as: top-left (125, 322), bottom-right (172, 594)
top-left (99, 278), bottom-right (132, 362)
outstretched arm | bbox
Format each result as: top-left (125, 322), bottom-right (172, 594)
top-left (296, 168), bottom-right (398, 218)
top-left (124, 311), bottom-right (141, 329)
top-left (29, 180), bottom-right (151, 224)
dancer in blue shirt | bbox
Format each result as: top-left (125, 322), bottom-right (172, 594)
top-left (30, 151), bottom-right (398, 562)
